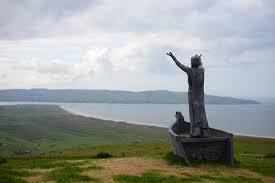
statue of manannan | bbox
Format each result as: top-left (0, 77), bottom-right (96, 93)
top-left (167, 52), bottom-right (210, 137)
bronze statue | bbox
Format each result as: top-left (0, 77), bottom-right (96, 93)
top-left (167, 52), bottom-right (209, 137)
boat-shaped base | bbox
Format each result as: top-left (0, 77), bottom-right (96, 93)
top-left (168, 112), bottom-right (234, 166)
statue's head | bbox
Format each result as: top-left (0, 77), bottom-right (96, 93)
top-left (191, 54), bottom-right (202, 68)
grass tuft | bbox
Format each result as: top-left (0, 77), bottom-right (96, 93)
top-left (264, 153), bottom-right (275, 159)
top-left (163, 152), bottom-right (189, 166)
top-left (0, 167), bottom-right (34, 183)
top-left (1, 158), bottom-right (90, 169)
top-left (0, 167), bottom-right (35, 177)
top-left (82, 165), bottom-right (104, 171)
top-left (0, 157), bottom-right (7, 164)
top-left (0, 175), bottom-right (27, 183)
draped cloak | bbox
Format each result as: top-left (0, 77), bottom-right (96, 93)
top-left (175, 62), bottom-right (209, 137)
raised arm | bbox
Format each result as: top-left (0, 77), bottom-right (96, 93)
top-left (166, 52), bottom-right (191, 75)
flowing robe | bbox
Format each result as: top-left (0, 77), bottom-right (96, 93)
top-left (174, 61), bottom-right (209, 137)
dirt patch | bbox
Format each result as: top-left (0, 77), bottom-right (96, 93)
top-left (222, 168), bottom-right (260, 177)
top-left (82, 157), bottom-right (275, 183)
top-left (221, 168), bottom-right (275, 183)
top-left (82, 157), bottom-right (207, 183)
top-left (22, 168), bottom-right (54, 183)
top-left (26, 168), bottom-right (53, 174)
top-left (23, 176), bottom-right (41, 183)
top-left (65, 159), bottom-right (89, 163)
top-left (22, 157), bottom-right (275, 183)
top-left (261, 176), bottom-right (275, 183)
top-left (22, 175), bottom-right (54, 183)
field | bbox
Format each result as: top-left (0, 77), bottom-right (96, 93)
top-left (0, 105), bottom-right (275, 183)
top-left (0, 105), bottom-right (167, 156)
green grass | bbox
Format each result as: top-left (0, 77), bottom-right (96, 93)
top-left (113, 171), bottom-right (263, 183)
top-left (0, 168), bottom-right (34, 177)
top-left (0, 175), bottom-right (28, 183)
top-left (0, 158), bottom-right (103, 183)
top-left (0, 105), bottom-right (275, 182)
top-left (0, 158), bottom-right (92, 170)
top-left (40, 136), bottom-right (275, 177)
top-left (42, 141), bottom-right (170, 158)
top-left (82, 165), bottom-right (104, 171)
top-left (0, 162), bottom-right (37, 183)
top-left (0, 138), bottom-right (273, 182)
top-left (235, 155), bottom-right (275, 177)
top-left (0, 105), bottom-right (168, 156)
top-left (233, 136), bottom-right (275, 176)
top-left (234, 136), bottom-right (275, 155)
top-left (28, 136), bottom-right (275, 177)
top-left (163, 151), bottom-right (189, 166)
top-left (44, 165), bottom-right (99, 183)
top-left (0, 140), bottom-right (274, 182)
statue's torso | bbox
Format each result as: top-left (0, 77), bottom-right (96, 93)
top-left (187, 68), bottom-right (205, 99)
top-left (187, 67), bottom-right (209, 131)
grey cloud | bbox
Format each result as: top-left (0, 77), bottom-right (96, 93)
top-left (13, 58), bottom-right (72, 75)
top-left (0, 0), bottom-right (97, 39)
top-left (1, 0), bottom-right (274, 47)
top-left (0, 0), bottom-right (275, 97)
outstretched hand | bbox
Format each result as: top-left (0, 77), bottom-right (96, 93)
top-left (166, 52), bottom-right (174, 57)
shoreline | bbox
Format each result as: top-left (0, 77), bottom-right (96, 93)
top-left (60, 106), bottom-right (275, 140)
top-left (0, 102), bottom-right (274, 139)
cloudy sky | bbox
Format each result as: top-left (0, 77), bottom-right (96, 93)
top-left (0, 0), bottom-right (274, 98)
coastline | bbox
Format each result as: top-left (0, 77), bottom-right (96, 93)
top-left (0, 102), bottom-right (274, 139)
top-left (60, 105), bottom-right (275, 140)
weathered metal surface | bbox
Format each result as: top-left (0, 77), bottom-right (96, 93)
top-left (168, 112), bottom-right (234, 165)
top-left (166, 53), bottom-right (234, 165)
top-left (167, 52), bottom-right (209, 137)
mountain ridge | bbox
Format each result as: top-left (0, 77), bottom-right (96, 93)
top-left (0, 89), bottom-right (259, 104)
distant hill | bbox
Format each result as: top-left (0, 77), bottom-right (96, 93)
top-left (0, 89), bottom-right (259, 104)
top-left (249, 97), bottom-right (275, 104)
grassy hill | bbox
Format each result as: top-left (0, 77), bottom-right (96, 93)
top-left (0, 89), bottom-right (259, 104)
top-left (0, 105), bottom-right (274, 182)
top-left (0, 138), bottom-right (275, 182)
top-left (0, 105), bottom-right (167, 156)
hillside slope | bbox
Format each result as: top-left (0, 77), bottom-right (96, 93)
top-left (1, 138), bottom-right (275, 182)
top-left (0, 105), bottom-right (167, 156)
